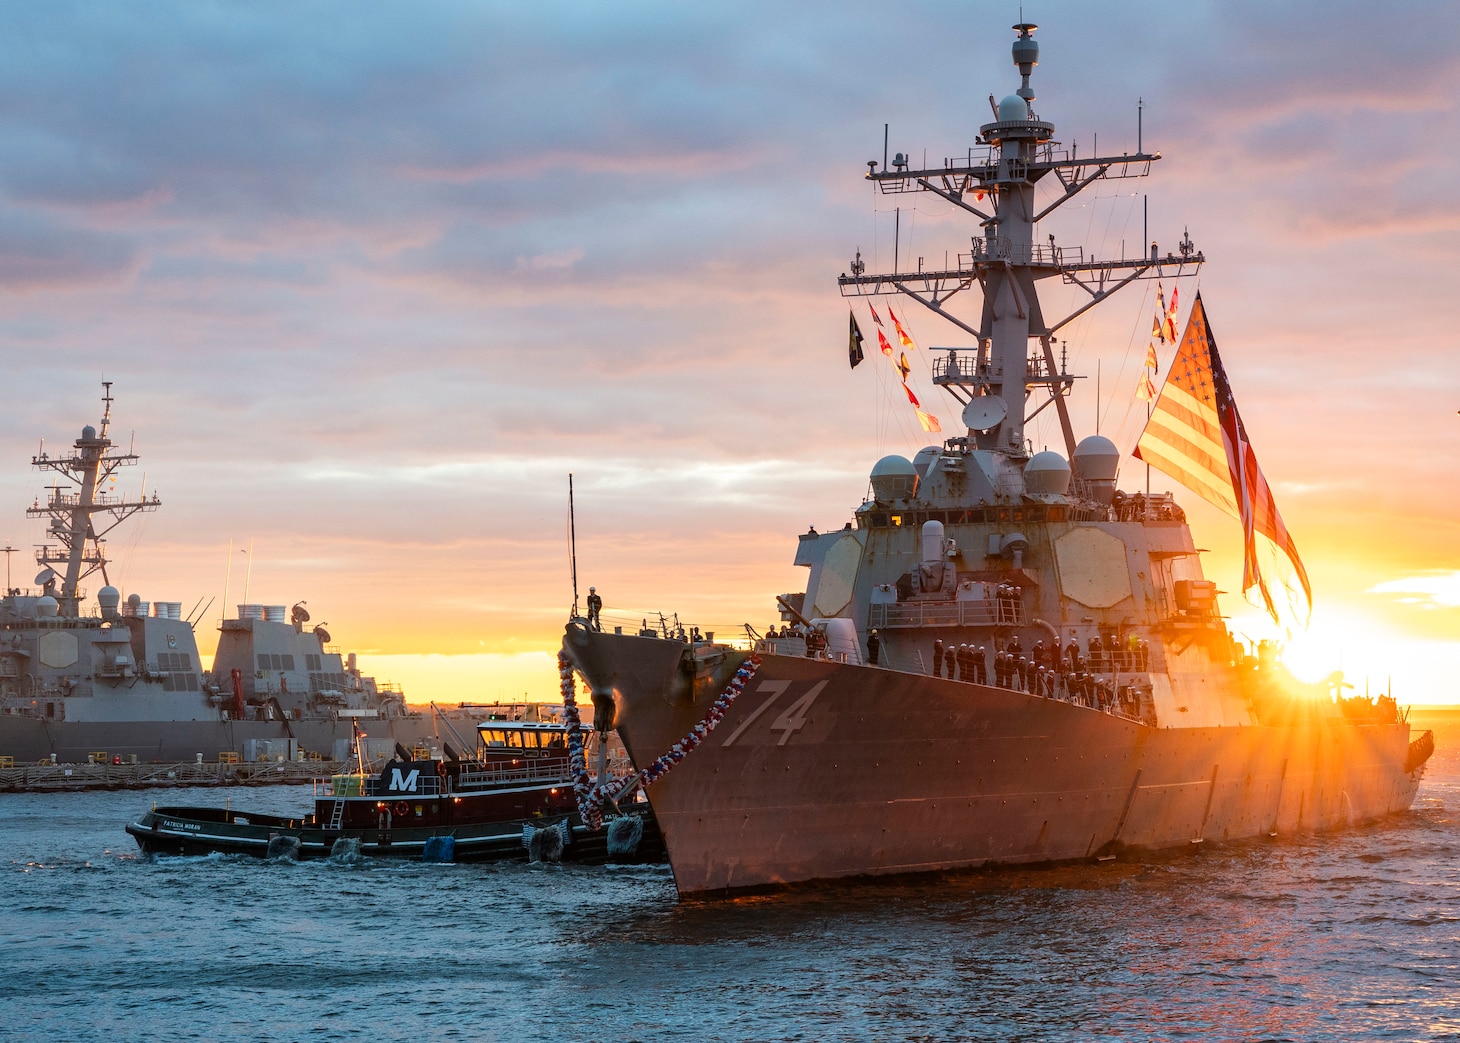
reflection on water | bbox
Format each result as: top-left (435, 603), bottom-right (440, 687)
top-left (4, 714), bottom-right (1458, 1042)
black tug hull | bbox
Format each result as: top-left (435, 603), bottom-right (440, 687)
top-left (126, 804), bottom-right (663, 864)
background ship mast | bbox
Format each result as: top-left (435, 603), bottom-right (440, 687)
top-left (838, 23), bottom-right (1203, 465)
top-left (27, 382), bottom-right (161, 617)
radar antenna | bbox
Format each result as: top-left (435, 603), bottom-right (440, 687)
top-left (838, 23), bottom-right (1203, 461)
top-left (27, 383), bottom-right (161, 615)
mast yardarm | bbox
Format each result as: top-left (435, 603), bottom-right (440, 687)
top-left (839, 23), bottom-right (1202, 465)
top-left (27, 383), bottom-right (161, 616)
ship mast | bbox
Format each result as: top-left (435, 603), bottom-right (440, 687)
top-left (27, 382), bottom-right (161, 617)
top-left (838, 23), bottom-right (1202, 469)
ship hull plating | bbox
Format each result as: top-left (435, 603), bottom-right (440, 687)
top-left (570, 634), bottom-right (1424, 897)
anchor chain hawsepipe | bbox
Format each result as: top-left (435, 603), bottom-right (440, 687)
top-left (557, 651), bottom-right (762, 829)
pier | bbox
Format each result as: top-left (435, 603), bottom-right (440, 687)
top-left (0, 759), bottom-right (339, 793)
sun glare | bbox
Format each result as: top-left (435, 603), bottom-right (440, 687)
top-left (1226, 601), bottom-right (1460, 704)
top-left (1278, 626), bottom-right (1353, 686)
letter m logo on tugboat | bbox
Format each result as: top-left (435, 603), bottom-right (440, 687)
top-left (387, 767), bottom-right (420, 793)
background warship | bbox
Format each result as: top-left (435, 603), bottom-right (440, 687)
top-left (0, 385), bottom-right (477, 765)
top-left (562, 24), bottom-right (1435, 897)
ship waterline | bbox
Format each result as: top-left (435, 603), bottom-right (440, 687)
top-left (565, 634), bottom-right (1425, 896)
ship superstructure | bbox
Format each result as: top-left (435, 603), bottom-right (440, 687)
top-left (0, 387), bottom-right (465, 764)
top-left (211, 602), bottom-right (407, 726)
top-left (0, 386), bottom-right (207, 728)
top-left (561, 24), bottom-right (1434, 898)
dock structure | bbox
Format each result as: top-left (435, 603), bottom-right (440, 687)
top-left (0, 759), bottom-right (338, 792)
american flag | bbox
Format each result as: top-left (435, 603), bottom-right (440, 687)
top-left (1135, 293), bottom-right (1312, 626)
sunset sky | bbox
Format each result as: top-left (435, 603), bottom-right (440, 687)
top-left (0, 2), bottom-right (1456, 705)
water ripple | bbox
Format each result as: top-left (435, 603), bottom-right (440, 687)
top-left (2, 754), bottom-right (1458, 1041)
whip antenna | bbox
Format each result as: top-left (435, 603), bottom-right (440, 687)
top-left (568, 473), bottom-right (579, 618)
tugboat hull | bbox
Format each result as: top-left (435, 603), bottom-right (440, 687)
top-left (126, 804), bottom-right (662, 864)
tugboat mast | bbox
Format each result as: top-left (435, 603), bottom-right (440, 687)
top-left (838, 23), bottom-right (1203, 465)
top-left (27, 382), bottom-right (161, 616)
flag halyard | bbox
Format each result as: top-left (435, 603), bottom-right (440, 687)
top-left (889, 307), bottom-right (917, 351)
top-left (853, 299), bottom-right (939, 434)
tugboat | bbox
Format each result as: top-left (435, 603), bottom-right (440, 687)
top-left (560, 24), bottom-right (1435, 897)
top-left (125, 718), bottom-right (660, 863)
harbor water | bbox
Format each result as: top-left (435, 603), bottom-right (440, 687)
top-left (6, 710), bottom-right (1459, 1043)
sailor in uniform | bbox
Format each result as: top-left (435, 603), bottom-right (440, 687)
top-left (586, 586), bottom-right (602, 631)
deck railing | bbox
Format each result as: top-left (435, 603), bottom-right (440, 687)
top-left (868, 599), bottom-right (1025, 629)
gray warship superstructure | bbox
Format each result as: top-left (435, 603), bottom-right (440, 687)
top-left (211, 602), bottom-right (407, 725)
top-left (562, 25), bottom-right (1435, 897)
top-left (0, 387), bottom-right (459, 765)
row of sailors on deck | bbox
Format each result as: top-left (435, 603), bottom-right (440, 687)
top-left (1110, 490), bottom-right (1187, 524)
top-left (992, 581), bottom-right (1023, 623)
top-left (933, 634), bottom-right (1151, 677)
top-left (929, 640), bottom-right (1139, 713)
top-left (768, 623), bottom-right (828, 656)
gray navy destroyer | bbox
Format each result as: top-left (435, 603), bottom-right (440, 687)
top-left (0, 385), bottom-right (473, 765)
top-left (562, 24), bottom-right (1436, 897)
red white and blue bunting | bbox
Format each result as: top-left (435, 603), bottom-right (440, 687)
top-left (557, 651), bottom-right (762, 830)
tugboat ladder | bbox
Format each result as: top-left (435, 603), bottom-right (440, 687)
top-left (327, 799), bottom-right (345, 830)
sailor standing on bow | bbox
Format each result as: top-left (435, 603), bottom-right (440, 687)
top-left (586, 586), bottom-right (602, 631)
